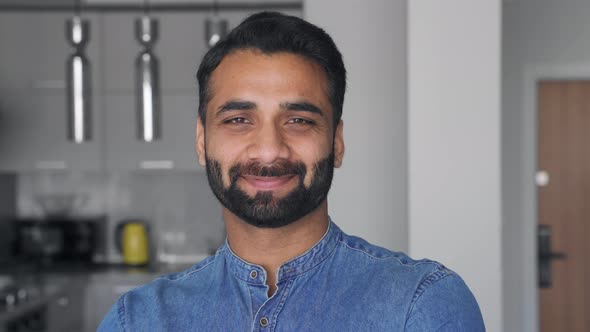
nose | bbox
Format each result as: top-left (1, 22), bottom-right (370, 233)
top-left (247, 121), bottom-right (289, 164)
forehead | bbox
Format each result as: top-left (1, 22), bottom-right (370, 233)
top-left (207, 49), bottom-right (331, 113)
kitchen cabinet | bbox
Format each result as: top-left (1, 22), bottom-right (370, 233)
top-left (0, 10), bottom-right (259, 172)
top-left (104, 94), bottom-right (200, 170)
top-left (46, 275), bottom-right (88, 332)
top-left (0, 12), bottom-right (102, 92)
top-left (101, 14), bottom-right (203, 171)
top-left (0, 93), bottom-right (103, 171)
top-left (102, 13), bottom-right (207, 94)
top-left (100, 12), bottom-right (227, 171)
top-left (0, 12), bottom-right (204, 171)
top-left (0, 12), bottom-right (103, 171)
top-left (83, 271), bottom-right (160, 331)
top-left (43, 269), bottom-right (165, 332)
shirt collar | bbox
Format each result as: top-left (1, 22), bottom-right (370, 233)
top-left (221, 218), bottom-right (342, 285)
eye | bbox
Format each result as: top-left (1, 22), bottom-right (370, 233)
top-left (287, 118), bottom-right (315, 125)
top-left (224, 117), bottom-right (250, 125)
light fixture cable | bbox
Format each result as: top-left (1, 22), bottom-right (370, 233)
top-left (213, 0), bottom-right (219, 16)
top-left (74, 0), bottom-right (80, 16)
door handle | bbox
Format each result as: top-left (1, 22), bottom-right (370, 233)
top-left (538, 224), bottom-right (566, 288)
top-left (539, 252), bottom-right (567, 260)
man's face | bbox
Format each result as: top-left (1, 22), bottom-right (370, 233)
top-left (196, 50), bottom-right (344, 228)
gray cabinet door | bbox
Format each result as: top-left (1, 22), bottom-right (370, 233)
top-left (101, 13), bottom-right (206, 171)
top-left (104, 93), bottom-right (200, 171)
top-left (0, 93), bottom-right (103, 171)
top-left (0, 12), bottom-right (103, 171)
top-left (0, 13), bottom-right (63, 91)
top-left (46, 275), bottom-right (87, 332)
top-left (0, 12), bottom-right (102, 92)
top-left (102, 13), bottom-right (208, 94)
top-left (0, 10), bottom-right (283, 172)
top-left (84, 272), bottom-right (159, 331)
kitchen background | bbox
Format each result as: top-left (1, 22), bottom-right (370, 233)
top-left (15, 171), bottom-right (224, 260)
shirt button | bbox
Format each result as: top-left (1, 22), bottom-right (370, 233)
top-left (260, 317), bottom-right (269, 327)
top-left (250, 270), bottom-right (258, 279)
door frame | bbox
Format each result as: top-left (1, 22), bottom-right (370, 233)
top-left (522, 62), bottom-right (590, 332)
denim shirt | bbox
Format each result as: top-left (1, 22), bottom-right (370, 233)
top-left (98, 220), bottom-right (485, 331)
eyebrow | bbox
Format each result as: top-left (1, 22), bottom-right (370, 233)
top-left (216, 100), bottom-right (256, 116)
top-left (214, 100), bottom-right (324, 117)
top-left (280, 102), bottom-right (324, 116)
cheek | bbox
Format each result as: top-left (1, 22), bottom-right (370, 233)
top-left (290, 129), bottom-right (331, 163)
top-left (205, 142), bottom-right (241, 188)
top-left (206, 131), bottom-right (247, 158)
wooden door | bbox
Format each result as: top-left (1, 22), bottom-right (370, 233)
top-left (537, 81), bottom-right (590, 332)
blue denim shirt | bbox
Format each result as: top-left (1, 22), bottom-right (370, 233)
top-left (98, 220), bottom-right (484, 331)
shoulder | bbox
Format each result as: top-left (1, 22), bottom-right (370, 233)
top-left (404, 270), bottom-right (485, 331)
top-left (97, 253), bottom-right (222, 331)
top-left (337, 231), bottom-right (445, 274)
top-left (132, 252), bottom-right (221, 300)
top-left (335, 231), bottom-right (461, 297)
top-left (336, 232), bottom-right (484, 331)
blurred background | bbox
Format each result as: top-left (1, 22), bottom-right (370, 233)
top-left (0, 0), bottom-right (583, 331)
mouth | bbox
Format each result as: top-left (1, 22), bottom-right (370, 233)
top-left (240, 174), bottom-right (298, 192)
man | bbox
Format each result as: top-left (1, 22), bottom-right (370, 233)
top-left (99, 12), bottom-right (484, 331)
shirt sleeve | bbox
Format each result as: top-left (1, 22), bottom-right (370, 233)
top-left (404, 269), bottom-right (485, 332)
top-left (97, 298), bottom-right (124, 332)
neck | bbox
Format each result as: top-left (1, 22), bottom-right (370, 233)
top-left (224, 200), bottom-right (329, 295)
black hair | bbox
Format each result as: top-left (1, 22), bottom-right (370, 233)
top-left (196, 11), bottom-right (346, 128)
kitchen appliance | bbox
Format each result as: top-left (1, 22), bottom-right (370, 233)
top-left (0, 275), bottom-right (47, 332)
top-left (115, 220), bottom-right (150, 266)
top-left (13, 217), bottom-right (103, 264)
top-left (33, 193), bottom-right (88, 218)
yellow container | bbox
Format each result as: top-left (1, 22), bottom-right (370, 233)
top-left (121, 223), bottom-right (150, 266)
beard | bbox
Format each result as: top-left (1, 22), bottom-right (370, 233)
top-left (205, 152), bottom-right (334, 229)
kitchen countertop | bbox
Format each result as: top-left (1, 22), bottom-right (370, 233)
top-left (0, 273), bottom-right (61, 325)
top-left (0, 257), bottom-right (208, 277)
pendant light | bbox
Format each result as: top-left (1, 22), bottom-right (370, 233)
top-left (66, 0), bottom-right (92, 143)
top-left (136, 0), bottom-right (161, 142)
top-left (205, 0), bottom-right (227, 48)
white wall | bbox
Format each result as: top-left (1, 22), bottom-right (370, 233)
top-left (408, 2), bottom-right (502, 332)
top-left (503, 1), bottom-right (590, 331)
top-left (304, 0), bottom-right (408, 252)
top-left (306, 1), bottom-right (504, 330)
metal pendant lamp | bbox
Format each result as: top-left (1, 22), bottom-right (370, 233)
top-left (136, 0), bottom-right (161, 142)
top-left (205, 0), bottom-right (227, 48)
top-left (66, 0), bottom-right (92, 143)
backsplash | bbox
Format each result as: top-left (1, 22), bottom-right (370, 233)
top-left (17, 171), bottom-right (224, 263)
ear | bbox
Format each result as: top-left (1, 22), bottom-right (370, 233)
top-left (196, 117), bottom-right (206, 167)
top-left (333, 120), bottom-right (345, 168)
